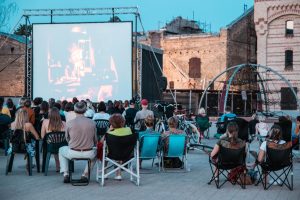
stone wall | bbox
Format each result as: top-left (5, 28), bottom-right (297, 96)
top-left (0, 35), bottom-right (25, 96)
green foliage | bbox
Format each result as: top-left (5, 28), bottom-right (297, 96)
top-left (14, 24), bottom-right (32, 36)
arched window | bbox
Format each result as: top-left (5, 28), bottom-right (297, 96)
top-left (188, 57), bottom-right (201, 78)
top-left (286, 20), bottom-right (294, 36)
top-left (285, 50), bottom-right (293, 71)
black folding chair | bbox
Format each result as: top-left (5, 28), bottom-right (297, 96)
top-left (42, 131), bottom-right (67, 175)
top-left (208, 145), bottom-right (246, 189)
top-left (94, 119), bottom-right (110, 139)
top-left (256, 141), bottom-right (293, 190)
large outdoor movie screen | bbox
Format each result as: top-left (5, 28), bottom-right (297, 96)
top-left (33, 22), bottom-right (132, 102)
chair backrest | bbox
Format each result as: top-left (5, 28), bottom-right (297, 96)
top-left (235, 118), bottom-right (250, 142)
top-left (10, 129), bottom-right (27, 153)
top-left (106, 133), bottom-right (137, 161)
top-left (44, 131), bottom-right (67, 153)
top-left (218, 145), bottom-right (245, 169)
top-left (94, 119), bottom-right (110, 137)
top-left (266, 141), bottom-right (292, 168)
top-left (139, 133), bottom-right (160, 159)
top-left (166, 134), bottom-right (186, 157)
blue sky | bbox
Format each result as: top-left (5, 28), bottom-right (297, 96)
top-left (6, 0), bottom-right (254, 33)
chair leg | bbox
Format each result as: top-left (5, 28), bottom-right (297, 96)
top-left (28, 154), bottom-right (33, 176)
top-left (6, 153), bottom-right (14, 175)
top-left (44, 153), bottom-right (51, 176)
top-left (35, 140), bottom-right (40, 173)
top-left (4, 139), bottom-right (9, 156)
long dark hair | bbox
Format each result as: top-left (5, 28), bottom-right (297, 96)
top-left (269, 124), bottom-right (282, 142)
top-left (226, 122), bottom-right (239, 145)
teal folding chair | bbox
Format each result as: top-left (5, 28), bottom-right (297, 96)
top-left (139, 133), bottom-right (161, 171)
top-left (162, 134), bottom-right (188, 172)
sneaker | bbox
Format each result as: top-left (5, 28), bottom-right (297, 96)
top-left (63, 175), bottom-right (70, 183)
top-left (114, 175), bottom-right (122, 181)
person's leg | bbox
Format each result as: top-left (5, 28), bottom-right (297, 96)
top-left (59, 146), bottom-right (72, 176)
top-left (82, 150), bottom-right (97, 178)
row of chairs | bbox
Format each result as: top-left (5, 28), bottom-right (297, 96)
top-left (208, 141), bottom-right (293, 190)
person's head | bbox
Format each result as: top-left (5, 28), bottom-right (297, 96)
top-left (124, 100), bottom-right (129, 108)
top-left (53, 102), bottom-right (62, 110)
top-left (258, 115), bottom-right (265, 122)
top-left (33, 97), bottom-right (43, 106)
top-left (6, 98), bottom-right (14, 109)
top-left (15, 109), bottom-right (29, 129)
top-left (114, 101), bottom-right (120, 109)
top-left (61, 100), bottom-right (68, 111)
top-left (24, 99), bottom-right (31, 108)
top-left (296, 116), bottom-right (300, 123)
top-left (269, 124), bottom-right (282, 141)
top-left (141, 99), bottom-right (148, 109)
top-left (48, 98), bottom-right (55, 108)
top-left (198, 107), bottom-right (206, 115)
top-left (64, 102), bottom-right (74, 112)
top-left (168, 116), bottom-right (178, 129)
top-left (144, 115), bottom-right (154, 128)
top-left (48, 107), bottom-right (63, 131)
top-left (109, 113), bottom-right (125, 129)
top-left (40, 101), bottom-right (49, 113)
top-left (107, 100), bottom-right (113, 108)
top-left (97, 101), bottom-right (106, 112)
top-left (74, 101), bottom-right (87, 114)
top-left (225, 106), bottom-right (231, 113)
top-left (129, 100), bottom-right (135, 108)
top-left (86, 100), bottom-right (94, 110)
top-left (226, 122), bottom-right (239, 138)
top-left (72, 97), bottom-right (79, 104)
top-left (19, 97), bottom-right (27, 107)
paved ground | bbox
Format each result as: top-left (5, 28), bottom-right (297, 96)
top-left (0, 124), bottom-right (300, 200)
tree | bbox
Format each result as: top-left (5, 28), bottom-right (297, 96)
top-left (0, 0), bottom-right (17, 32)
top-left (14, 24), bottom-right (32, 36)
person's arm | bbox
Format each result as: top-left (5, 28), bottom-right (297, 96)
top-left (210, 144), bottom-right (220, 158)
top-left (28, 123), bottom-right (40, 140)
top-left (41, 120), bottom-right (47, 139)
top-left (255, 123), bottom-right (259, 135)
top-left (65, 123), bottom-right (70, 142)
top-left (257, 150), bottom-right (265, 163)
top-left (295, 123), bottom-right (300, 135)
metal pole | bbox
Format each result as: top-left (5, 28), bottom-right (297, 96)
top-left (50, 10), bottom-right (53, 23)
top-left (189, 90), bottom-right (192, 114)
top-left (135, 13), bottom-right (138, 97)
top-left (24, 16), bottom-right (28, 97)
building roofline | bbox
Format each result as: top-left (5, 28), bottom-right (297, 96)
top-left (226, 6), bottom-right (254, 29)
top-left (0, 32), bottom-right (28, 44)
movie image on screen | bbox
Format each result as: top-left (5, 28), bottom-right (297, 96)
top-left (33, 22), bottom-right (132, 102)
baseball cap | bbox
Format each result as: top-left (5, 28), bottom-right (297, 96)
top-left (141, 99), bottom-right (148, 106)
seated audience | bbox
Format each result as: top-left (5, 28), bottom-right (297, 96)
top-left (6, 98), bottom-right (16, 120)
top-left (64, 102), bottom-right (76, 122)
top-left (256, 115), bottom-right (269, 141)
top-left (23, 99), bottom-right (35, 125)
top-left (134, 99), bottom-right (154, 131)
top-left (292, 116), bottom-right (300, 149)
top-left (0, 97), bottom-right (11, 118)
top-left (122, 100), bottom-right (137, 128)
top-left (195, 107), bottom-right (210, 140)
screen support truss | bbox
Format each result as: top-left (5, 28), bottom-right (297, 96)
top-left (22, 7), bottom-right (141, 99)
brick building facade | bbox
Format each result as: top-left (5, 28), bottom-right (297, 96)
top-left (255, 0), bottom-right (300, 110)
top-left (140, 8), bottom-right (256, 91)
top-left (0, 33), bottom-right (26, 97)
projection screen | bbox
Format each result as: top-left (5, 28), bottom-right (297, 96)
top-left (33, 22), bottom-right (132, 102)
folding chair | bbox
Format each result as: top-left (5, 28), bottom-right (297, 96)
top-left (94, 119), bottom-right (110, 139)
top-left (256, 141), bottom-right (293, 190)
top-left (161, 134), bottom-right (188, 172)
top-left (208, 145), bottom-right (246, 189)
top-left (96, 133), bottom-right (140, 186)
top-left (139, 133), bottom-right (161, 171)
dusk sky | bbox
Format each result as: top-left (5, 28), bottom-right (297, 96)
top-left (5, 0), bottom-right (254, 33)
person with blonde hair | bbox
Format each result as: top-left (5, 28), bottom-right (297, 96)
top-left (9, 109), bottom-right (40, 170)
top-left (255, 115), bottom-right (269, 142)
top-left (41, 107), bottom-right (66, 172)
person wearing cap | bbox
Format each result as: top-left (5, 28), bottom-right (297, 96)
top-left (122, 100), bottom-right (138, 128)
top-left (59, 101), bottom-right (97, 183)
top-left (134, 99), bottom-right (154, 131)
